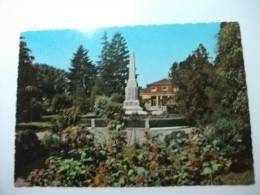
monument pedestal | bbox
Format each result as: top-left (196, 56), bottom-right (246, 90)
top-left (124, 101), bottom-right (147, 115)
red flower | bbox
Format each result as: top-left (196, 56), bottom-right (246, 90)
top-left (99, 164), bottom-right (108, 174)
top-left (136, 175), bottom-right (145, 184)
top-left (151, 143), bottom-right (158, 151)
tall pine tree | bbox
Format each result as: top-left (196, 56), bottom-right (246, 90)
top-left (212, 22), bottom-right (252, 158)
top-left (98, 32), bottom-right (129, 96)
top-left (68, 45), bottom-right (96, 96)
top-left (68, 45), bottom-right (96, 112)
top-left (16, 37), bottom-right (35, 122)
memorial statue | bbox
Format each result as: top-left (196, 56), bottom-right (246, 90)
top-left (123, 52), bottom-right (147, 115)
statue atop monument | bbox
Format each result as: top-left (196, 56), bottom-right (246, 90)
top-left (123, 52), bottom-right (147, 115)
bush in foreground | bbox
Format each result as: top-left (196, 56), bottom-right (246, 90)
top-left (24, 122), bottom-right (248, 186)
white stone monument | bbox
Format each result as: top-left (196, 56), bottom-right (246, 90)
top-left (123, 52), bottom-right (147, 115)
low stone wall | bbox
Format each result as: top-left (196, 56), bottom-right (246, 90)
top-left (83, 117), bottom-right (187, 129)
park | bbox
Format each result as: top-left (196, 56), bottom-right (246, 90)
top-left (15, 22), bottom-right (254, 187)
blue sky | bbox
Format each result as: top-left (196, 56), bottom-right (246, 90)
top-left (22, 23), bottom-right (220, 87)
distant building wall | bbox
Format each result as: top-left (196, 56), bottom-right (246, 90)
top-left (140, 78), bottom-right (177, 113)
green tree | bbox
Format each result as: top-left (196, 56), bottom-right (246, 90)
top-left (68, 45), bottom-right (96, 112)
top-left (34, 63), bottom-right (68, 98)
top-left (170, 44), bottom-right (214, 124)
top-left (16, 37), bottom-right (35, 122)
top-left (214, 22), bottom-right (249, 122)
top-left (210, 22), bottom-right (252, 159)
top-left (68, 45), bottom-right (96, 95)
top-left (33, 63), bottom-right (69, 114)
top-left (98, 32), bottom-right (129, 96)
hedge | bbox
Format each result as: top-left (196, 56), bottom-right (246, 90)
top-left (124, 119), bottom-right (145, 128)
top-left (149, 118), bottom-right (186, 128)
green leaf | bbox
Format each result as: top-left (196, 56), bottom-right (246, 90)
top-left (202, 167), bottom-right (212, 175)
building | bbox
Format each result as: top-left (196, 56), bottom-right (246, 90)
top-left (140, 78), bottom-right (176, 113)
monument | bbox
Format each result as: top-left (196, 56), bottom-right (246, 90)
top-left (123, 52), bottom-right (147, 115)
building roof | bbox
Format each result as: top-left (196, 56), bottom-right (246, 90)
top-left (140, 78), bottom-right (173, 94)
top-left (147, 78), bottom-right (172, 86)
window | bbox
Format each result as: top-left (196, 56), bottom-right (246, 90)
top-left (162, 86), bottom-right (168, 92)
top-left (151, 87), bottom-right (157, 92)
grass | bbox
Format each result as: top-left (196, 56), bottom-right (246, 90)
top-left (218, 169), bottom-right (255, 185)
top-left (41, 114), bottom-right (58, 121)
top-left (16, 121), bottom-right (53, 131)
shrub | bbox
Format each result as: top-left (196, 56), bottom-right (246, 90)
top-left (110, 93), bottom-right (124, 103)
top-left (209, 118), bottom-right (245, 158)
top-left (209, 118), bottom-right (254, 172)
top-left (51, 106), bottom-right (81, 132)
top-left (26, 126), bottom-right (235, 186)
top-left (166, 96), bottom-right (179, 114)
top-left (149, 118), bottom-right (186, 127)
top-left (94, 96), bottom-right (123, 120)
top-left (51, 93), bottom-right (73, 113)
top-left (94, 96), bottom-right (110, 117)
top-left (27, 157), bottom-right (93, 186)
top-left (41, 133), bottom-right (61, 151)
top-left (15, 130), bottom-right (46, 178)
top-left (27, 128), bottom-right (103, 186)
top-left (61, 126), bottom-right (94, 150)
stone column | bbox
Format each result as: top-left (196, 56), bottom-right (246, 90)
top-left (91, 119), bottom-right (95, 128)
top-left (156, 96), bottom-right (159, 107)
top-left (145, 118), bottom-right (150, 129)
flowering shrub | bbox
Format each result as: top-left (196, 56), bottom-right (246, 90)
top-left (94, 96), bottom-right (123, 120)
top-left (27, 125), bottom-right (232, 186)
top-left (51, 106), bottom-right (81, 132)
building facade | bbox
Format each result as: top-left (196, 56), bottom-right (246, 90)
top-left (140, 79), bottom-right (176, 113)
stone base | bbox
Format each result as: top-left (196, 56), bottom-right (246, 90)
top-left (125, 109), bottom-right (148, 115)
top-left (123, 101), bottom-right (147, 115)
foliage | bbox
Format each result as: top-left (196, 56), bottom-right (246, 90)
top-left (26, 124), bottom-right (235, 186)
top-left (97, 32), bottom-right (129, 96)
top-left (17, 45), bottom-right (70, 121)
top-left (51, 106), bottom-right (81, 132)
top-left (166, 96), bottom-right (179, 114)
top-left (169, 22), bottom-right (252, 165)
top-left (16, 121), bottom-right (53, 131)
top-left (34, 63), bottom-right (68, 98)
top-left (149, 118), bottom-right (186, 128)
top-left (215, 169), bottom-right (254, 185)
top-left (110, 93), bottom-right (125, 103)
top-left (27, 127), bottom-right (102, 186)
top-left (210, 118), bottom-right (243, 155)
top-left (211, 22), bottom-right (252, 158)
top-left (68, 45), bottom-right (96, 97)
top-left (67, 45), bottom-right (97, 113)
top-left (16, 37), bottom-right (35, 122)
top-left (41, 133), bottom-right (61, 150)
top-left (60, 126), bottom-right (93, 150)
top-left (50, 93), bottom-right (73, 113)
top-left (15, 130), bottom-right (45, 177)
top-left (170, 44), bottom-right (214, 125)
top-left (94, 96), bottom-right (123, 120)
top-left (33, 64), bottom-right (69, 114)
top-left (27, 157), bottom-right (89, 186)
